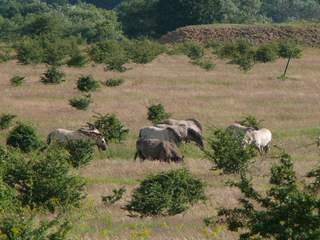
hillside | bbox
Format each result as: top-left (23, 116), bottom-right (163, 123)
top-left (160, 24), bottom-right (320, 46)
top-left (1, 48), bottom-right (320, 239)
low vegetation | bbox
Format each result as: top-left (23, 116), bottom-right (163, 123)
top-left (77, 75), bottom-right (100, 92)
top-left (41, 66), bottom-right (65, 84)
top-left (0, 114), bottom-right (16, 130)
top-left (10, 75), bottom-right (25, 86)
top-left (126, 168), bottom-right (206, 216)
top-left (239, 115), bottom-right (264, 129)
top-left (65, 139), bottom-right (96, 168)
top-left (67, 50), bottom-right (89, 68)
top-left (105, 77), bottom-right (124, 87)
top-left (102, 187), bottom-right (126, 205)
top-left (147, 104), bottom-right (171, 124)
top-left (69, 95), bottom-right (92, 110)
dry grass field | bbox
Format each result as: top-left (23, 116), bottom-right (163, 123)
top-left (1, 48), bottom-right (320, 239)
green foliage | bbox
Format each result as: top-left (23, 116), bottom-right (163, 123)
top-left (69, 95), bottom-right (92, 110)
top-left (206, 128), bottom-right (256, 174)
top-left (125, 39), bottom-right (165, 64)
top-left (126, 168), bottom-right (206, 216)
top-left (10, 75), bottom-right (25, 86)
top-left (64, 139), bottom-right (95, 168)
top-left (92, 113), bottom-right (129, 142)
top-left (90, 40), bottom-right (128, 72)
top-left (147, 104), bottom-right (171, 124)
top-left (0, 114), bottom-right (16, 130)
top-left (0, 178), bottom-right (18, 214)
top-left (102, 187), bottom-right (126, 205)
top-left (77, 75), bottom-right (100, 92)
top-left (2, 147), bottom-right (86, 212)
top-left (67, 50), bottom-right (88, 67)
top-left (192, 58), bottom-right (216, 70)
top-left (255, 43), bottom-right (279, 63)
top-left (181, 41), bottom-right (204, 60)
top-left (16, 37), bottom-right (45, 64)
top-left (0, 46), bottom-right (15, 62)
top-left (105, 77), bottom-right (124, 87)
top-left (239, 115), bottom-right (263, 129)
top-left (278, 41), bottom-right (302, 59)
top-left (218, 153), bottom-right (320, 239)
top-left (41, 66), bottom-right (65, 84)
top-left (6, 123), bottom-right (42, 153)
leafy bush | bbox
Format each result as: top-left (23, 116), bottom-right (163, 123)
top-left (192, 58), bottom-right (216, 70)
top-left (10, 75), bottom-right (25, 86)
top-left (41, 66), bottom-right (65, 84)
top-left (2, 147), bottom-right (86, 212)
top-left (147, 104), bottom-right (171, 124)
top-left (126, 39), bottom-right (165, 64)
top-left (206, 128), bottom-right (256, 174)
top-left (126, 168), bottom-right (206, 216)
top-left (105, 77), bottom-right (124, 87)
top-left (77, 75), bottom-right (100, 92)
top-left (102, 187), bottom-right (126, 205)
top-left (0, 114), bottom-right (16, 130)
top-left (181, 41), bottom-right (204, 60)
top-left (218, 153), bottom-right (320, 239)
top-left (255, 43), bottom-right (279, 63)
top-left (0, 178), bottom-right (18, 213)
top-left (69, 95), bottom-right (92, 110)
top-left (67, 50), bottom-right (88, 67)
top-left (16, 37), bottom-right (45, 64)
top-left (92, 113), bottom-right (129, 142)
top-left (232, 51), bottom-right (256, 71)
top-left (65, 139), bottom-right (95, 168)
top-left (6, 123), bottom-right (42, 153)
top-left (278, 41), bottom-right (302, 59)
top-left (0, 46), bottom-right (14, 62)
top-left (238, 115), bottom-right (263, 129)
top-left (90, 40), bottom-right (128, 72)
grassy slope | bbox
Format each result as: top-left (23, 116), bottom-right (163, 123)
top-left (1, 48), bottom-right (320, 239)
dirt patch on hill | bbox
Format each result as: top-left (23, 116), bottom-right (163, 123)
top-left (160, 24), bottom-right (320, 46)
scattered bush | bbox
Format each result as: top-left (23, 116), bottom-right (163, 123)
top-left (41, 66), bottom-right (65, 84)
top-left (181, 41), bottom-right (204, 60)
top-left (102, 187), bottom-right (126, 205)
top-left (147, 104), bottom-right (171, 124)
top-left (192, 58), bottom-right (216, 71)
top-left (15, 37), bottom-right (45, 64)
top-left (126, 39), bottom-right (165, 64)
top-left (92, 113), bottom-right (129, 143)
top-left (105, 77), bottom-right (124, 87)
top-left (255, 43), bottom-right (279, 63)
top-left (77, 75), bottom-right (100, 92)
top-left (69, 95), bottom-right (92, 110)
top-left (126, 168), bottom-right (206, 216)
top-left (206, 128), bottom-right (256, 174)
top-left (90, 40), bottom-right (128, 72)
top-left (10, 75), bottom-right (25, 86)
top-left (238, 115), bottom-right (263, 129)
top-left (0, 46), bottom-right (14, 62)
top-left (6, 123), bottom-right (42, 153)
top-left (2, 147), bottom-right (86, 212)
top-left (278, 41), bottom-right (302, 59)
top-left (0, 114), bottom-right (16, 130)
top-left (67, 50), bottom-right (88, 67)
top-left (217, 153), bottom-right (320, 239)
top-left (65, 139), bottom-right (95, 168)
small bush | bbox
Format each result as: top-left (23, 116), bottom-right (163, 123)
top-left (231, 51), bottom-right (256, 71)
top-left (206, 128), bottom-right (256, 174)
top-left (0, 46), bottom-right (14, 62)
top-left (77, 75), bottom-right (99, 92)
top-left (0, 114), bottom-right (16, 130)
top-left (102, 187), bottom-right (126, 205)
top-left (105, 78), bottom-right (124, 87)
top-left (92, 113), bottom-right (129, 143)
top-left (65, 139), bottom-right (95, 168)
top-left (238, 115), bottom-right (263, 129)
top-left (278, 41), bottom-right (302, 59)
top-left (41, 66), bottom-right (65, 84)
top-left (126, 168), bottom-right (206, 216)
top-left (16, 37), bottom-right (44, 64)
top-left (6, 123), bottom-right (42, 153)
top-left (192, 58), bottom-right (216, 71)
top-left (67, 50), bottom-right (88, 67)
top-left (126, 39), bottom-right (165, 64)
top-left (69, 95), bottom-right (92, 110)
top-left (90, 40), bottom-right (128, 72)
top-left (147, 104), bottom-right (171, 124)
top-left (181, 41), bottom-right (204, 60)
top-left (255, 43), bottom-right (279, 63)
top-left (10, 75), bottom-right (25, 86)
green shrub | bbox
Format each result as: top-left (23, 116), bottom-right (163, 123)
top-left (105, 78), bottom-right (124, 87)
top-left (92, 113), bottom-right (129, 143)
top-left (126, 39), bottom-right (165, 64)
top-left (6, 123), bottom-right (42, 153)
top-left (67, 50), bottom-right (88, 67)
top-left (0, 114), bottom-right (16, 130)
top-left (255, 43), bottom-right (279, 63)
top-left (102, 187), bottom-right (126, 205)
top-left (69, 95), bottom-right (92, 110)
top-left (16, 37), bottom-right (44, 64)
top-left (2, 147), bottom-right (86, 212)
top-left (147, 104), bottom-right (171, 124)
top-left (238, 115), bottom-right (263, 129)
top-left (126, 168), bottom-right (206, 216)
top-left (231, 51), bottom-right (256, 71)
top-left (90, 40), bottom-right (128, 72)
top-left (10, 75), bottom-right (25, 86)
top-left (65, 139), bottom-right (95, 168)
top-left (218, 153), bottom-right (320, 240)
top-left (41, 66), bottom-right (65, 84)
top-left (0, 46), bottom-right (14, 62)
top-left (181, 41), bottom-right (204, 60)
top-left (192, 58), bottom-right (216, 70)
top-left (77, 75), bottom-right (99, 92)
top-left (0, 178), bottom-right (18, 213)
top-left (278, 41), bottom-right (302, 59)
top-left (206, 128), bottom-right (256, 174)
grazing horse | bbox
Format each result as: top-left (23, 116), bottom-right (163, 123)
top-left (243, 128), bottom-right (272, 155)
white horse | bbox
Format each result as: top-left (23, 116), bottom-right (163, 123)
top-left (243, 128), bottom-right (272, 154)
top-left (47, 125), bottom-right (108, 151)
